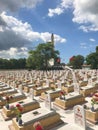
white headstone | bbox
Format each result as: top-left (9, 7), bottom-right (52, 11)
top-left (65, 70), bottom-right (69, 79)
top-left (74, 83), bottom-right (80, 94)
top-left (74, 105), bottom-right (86, 130)
top-left (8, 80), bottom-right (10, 87)
top-left (46, 80), bottom-right (49, 87)
top-left (88, 78), bottom-right (92, 86)
top-left (71, 70), bottom-right (80, 94)
top-left (29, 88), bottom-right (34, 100)
top-left (58, 81), bottom-right (62, 90)
top-left (84, 73), bottom-right (87, 81)
top-left (13, 81), bottom-right (16, 90)
top-left (45, 93), bottom-right (51, 110)
top-left (19, 84), bottom-right (23, 94)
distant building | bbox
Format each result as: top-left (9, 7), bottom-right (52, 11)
top-left (82, 64), bottom-right (91, 70)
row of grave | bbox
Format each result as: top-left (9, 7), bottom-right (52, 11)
top-left (0, 69), bottom-right (98, 130)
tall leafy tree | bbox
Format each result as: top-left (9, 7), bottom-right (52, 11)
top-left (18, 58), bottom-right (26, 69)
top-left (69, 55), bottom-right (84, 69)
top-left (26, 42), bottom-right (59, 70)
top-left (86, 46), bottom-right (98, 69)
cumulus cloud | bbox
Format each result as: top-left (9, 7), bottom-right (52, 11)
top-left (0, 0), bottom-right (43, 12)
top-left (72, 0), bottom-right (98, 32)
top-left (40, 32), bottom-right (66, 43)
top-left (0, 12), bottom-right (66, 58)
top-left (0, 12), bottom-right (32, 50)
top-left (48, 8), bottom-right (64, 17)
top-left (79, 25), bottom-right (98, 32)
top-left (48, 0), bottom-right (98, 32)
top-left (48, 0), bottom-right (73, 17)
top-left (0, 47), bottom-right (28, 59)
top-left (89, 38), bottom-right (95, 42)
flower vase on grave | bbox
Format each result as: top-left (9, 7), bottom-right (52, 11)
top-left (15, 103), bottom-right (23, 124)
top-left (60, 96), bottom-right (62, 100)
top-left (63, 96), bottom-right (66, 100)
top-left (60, 90), bottom-right (66, 100)
top-left (91, 106), bottom-right (94, 111)
top-left (16, 115), bottom-right (19, 122)
top-left (5, 95), bottom-right (13, 109)
top-left (18, 118), bottom-right (22, 126)
top-left (6, 104), bottom-right (9, 109)
top-left (16, 114), bottom-right (22, 122)
top-left (5, 96), bottom-right (10, 109)
top-left (91, 98), bottom-right (95, 111)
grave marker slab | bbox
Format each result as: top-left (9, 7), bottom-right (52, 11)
top-left (74, 105), bottom-right (86, 130)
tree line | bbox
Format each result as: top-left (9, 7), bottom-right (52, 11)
top-left (68, 46), bottom-right (98, 69)
top-left (0, 58), bottom-right (26, 69)
top-left (0, 43), bottom-right (98, 70)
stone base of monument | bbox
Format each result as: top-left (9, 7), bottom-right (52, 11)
top-left (53, 92), bottom-right (85, 110)
top-left (9, 108), bottom-right (63, 130)
top-left (40, 89), bottom-right (61, 101)
top-left (86, 108), bottom-right (98, 124)
top-left (34, 86), bottom-right (50, 96)
top-left (2, 99), bottom-right (40, 120)
top-left (62, 85), bottom-right (74, 93)
top-left (80, 85), bottom-right (98, 97)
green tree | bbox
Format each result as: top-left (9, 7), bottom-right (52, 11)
top-left (26, 42), bottom-right (59, 70)
top-left (69, 55), bottom-right (84, 69)
top-left (96, 46), bottom-right (98, 53)
top-left (18, 58), bottom-right (26, 69)
top-left (0, 58), bottom-right (10, 69)
top-left (86, 46), bottom-right (98, 69)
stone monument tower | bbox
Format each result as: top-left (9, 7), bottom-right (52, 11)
top-left (51, 33), bottom-right (54, 49)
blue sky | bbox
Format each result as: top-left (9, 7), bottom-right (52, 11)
top-left (0, 0), bottom-right (98, 63)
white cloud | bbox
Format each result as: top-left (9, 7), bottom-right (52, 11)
top-left (0, 12), bottom-right (66, 50)
top-left (53, 34), bottom-right (66, 43)
top-left (48, 0), bottom-right (73, 17)
top-left (48, 0), bottom-right (98, 32)
top-left (61, 0), bottom-right (73, 8)
top-left (0, 0), bottom-right (43, 12)
top-left (40, 32), bottom-right (66, 43)
top-left (72, 0), bottom-right (98, 32)
top-left (0, 47), bottom-right (28, 59)
top-left (80, 43), bottom-right (86, 46)
top-left (0, 12), bottom-right (66, 58)
top-left (79, 25), bottom-right (98, 32)
top-left (89, 38), bottom-right (95, 42)
top-left (48, 8), bottom-right (64, 17)
top-left (9, 47), bottom-right (18, 56)
top-left (80, 42), bottom-right (87, 49)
